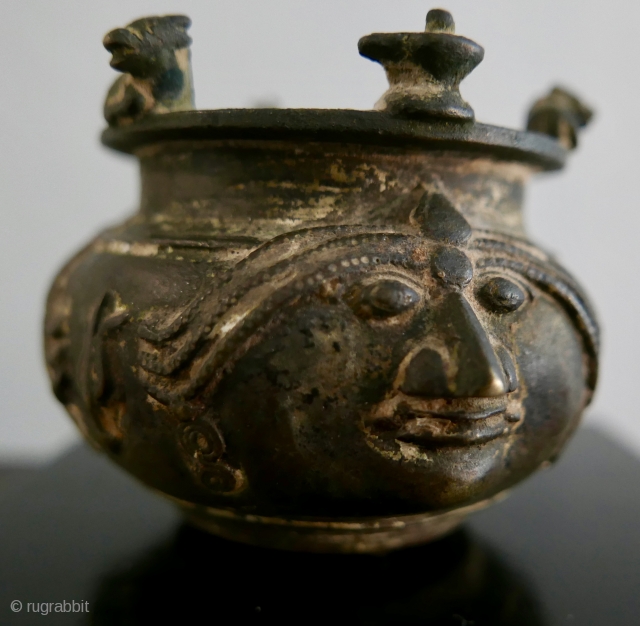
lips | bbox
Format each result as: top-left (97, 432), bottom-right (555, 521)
top-left (366, 398), bottom-right (517, 447)
top-left (107, 45), bottom-right (137, 70)
top-left (103, 28), bottom-right (140, 69)
top-left (396, 412), bottom-right (509, 446)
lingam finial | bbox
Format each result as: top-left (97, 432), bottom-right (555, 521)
top-left (103, 15), bottom-right (194, 126)
top-left (358, 9), bottom-right (484, 121)
top-left (425, 8), bottom-right (456, 33)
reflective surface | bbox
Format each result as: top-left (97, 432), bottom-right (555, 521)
top-left (90, 527), bottom-right (543, 625)
top-left (1, 429), bottom-right (639, 625)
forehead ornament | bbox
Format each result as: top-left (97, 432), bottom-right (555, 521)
top-left (415, 192), bottom-right (472, 246)
top-left (431, 247), bottom-right (474, 288)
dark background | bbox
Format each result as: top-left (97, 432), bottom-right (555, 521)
top-left (1, 429), bottom-right (639, 624)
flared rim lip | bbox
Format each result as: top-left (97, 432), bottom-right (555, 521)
top-left (101, 108), bottom-right (567, 171)
top-left (168, 489), bottom-right (509, 530)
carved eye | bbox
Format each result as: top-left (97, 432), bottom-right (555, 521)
top-left (350, 280), bottom-right (421, 319)
top-left (478, 277), bottom-right (527, 313)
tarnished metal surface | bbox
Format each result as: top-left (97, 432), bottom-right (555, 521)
top-left (44, 10), bottom-right (598, 552)
top-left (527, 87), bottom-right (594, 149)
top-left (359, 9), bottom-right (484, 120)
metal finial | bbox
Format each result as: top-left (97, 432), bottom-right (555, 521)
top-left (426, 9), bottom-right (455, 33)
top-left (527, 87), bottom-right (593, 150)
top-left (358, 9), bottom-right (483, 121)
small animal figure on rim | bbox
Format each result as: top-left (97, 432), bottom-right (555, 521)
top-left (103, 15), bottom-right (194, 126)
top-left (527, 87), bottom-right (593, 150)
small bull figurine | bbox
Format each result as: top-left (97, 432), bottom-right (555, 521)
top-left (527, 87), bottom-right (593, 150)
top-left (103, 15), bottom-right (194, 126)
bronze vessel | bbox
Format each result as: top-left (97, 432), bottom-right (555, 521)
top-left (44, 10), bottom-right (598, 553)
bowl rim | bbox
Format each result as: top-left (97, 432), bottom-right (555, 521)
top-left (101, 108), bottom-right (566, 171)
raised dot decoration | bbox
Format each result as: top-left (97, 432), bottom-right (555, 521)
top-left (431, 247), bottom-right (474, 288)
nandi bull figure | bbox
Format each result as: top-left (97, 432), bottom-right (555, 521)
top-left (103, 15), bottom-right (193, 126)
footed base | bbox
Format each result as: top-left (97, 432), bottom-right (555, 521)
top-left (174, 495), bottom-right (506, 554)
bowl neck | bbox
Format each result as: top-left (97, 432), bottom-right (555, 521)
top-left (137, 139), bottom-right (534, 241)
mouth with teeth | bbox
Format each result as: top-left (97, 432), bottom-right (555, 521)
top-left (103, 29), bottom-right (141, 70)
top-left (365, 396), bottom-right (521, 448)
top-left (109, 46), bottom-right (135, 68)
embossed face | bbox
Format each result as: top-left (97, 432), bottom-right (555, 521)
top-left (212, 230), bottom-right (596, 515)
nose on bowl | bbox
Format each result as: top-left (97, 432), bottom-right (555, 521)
top-left (400, 292), bottom-right (515, 398)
